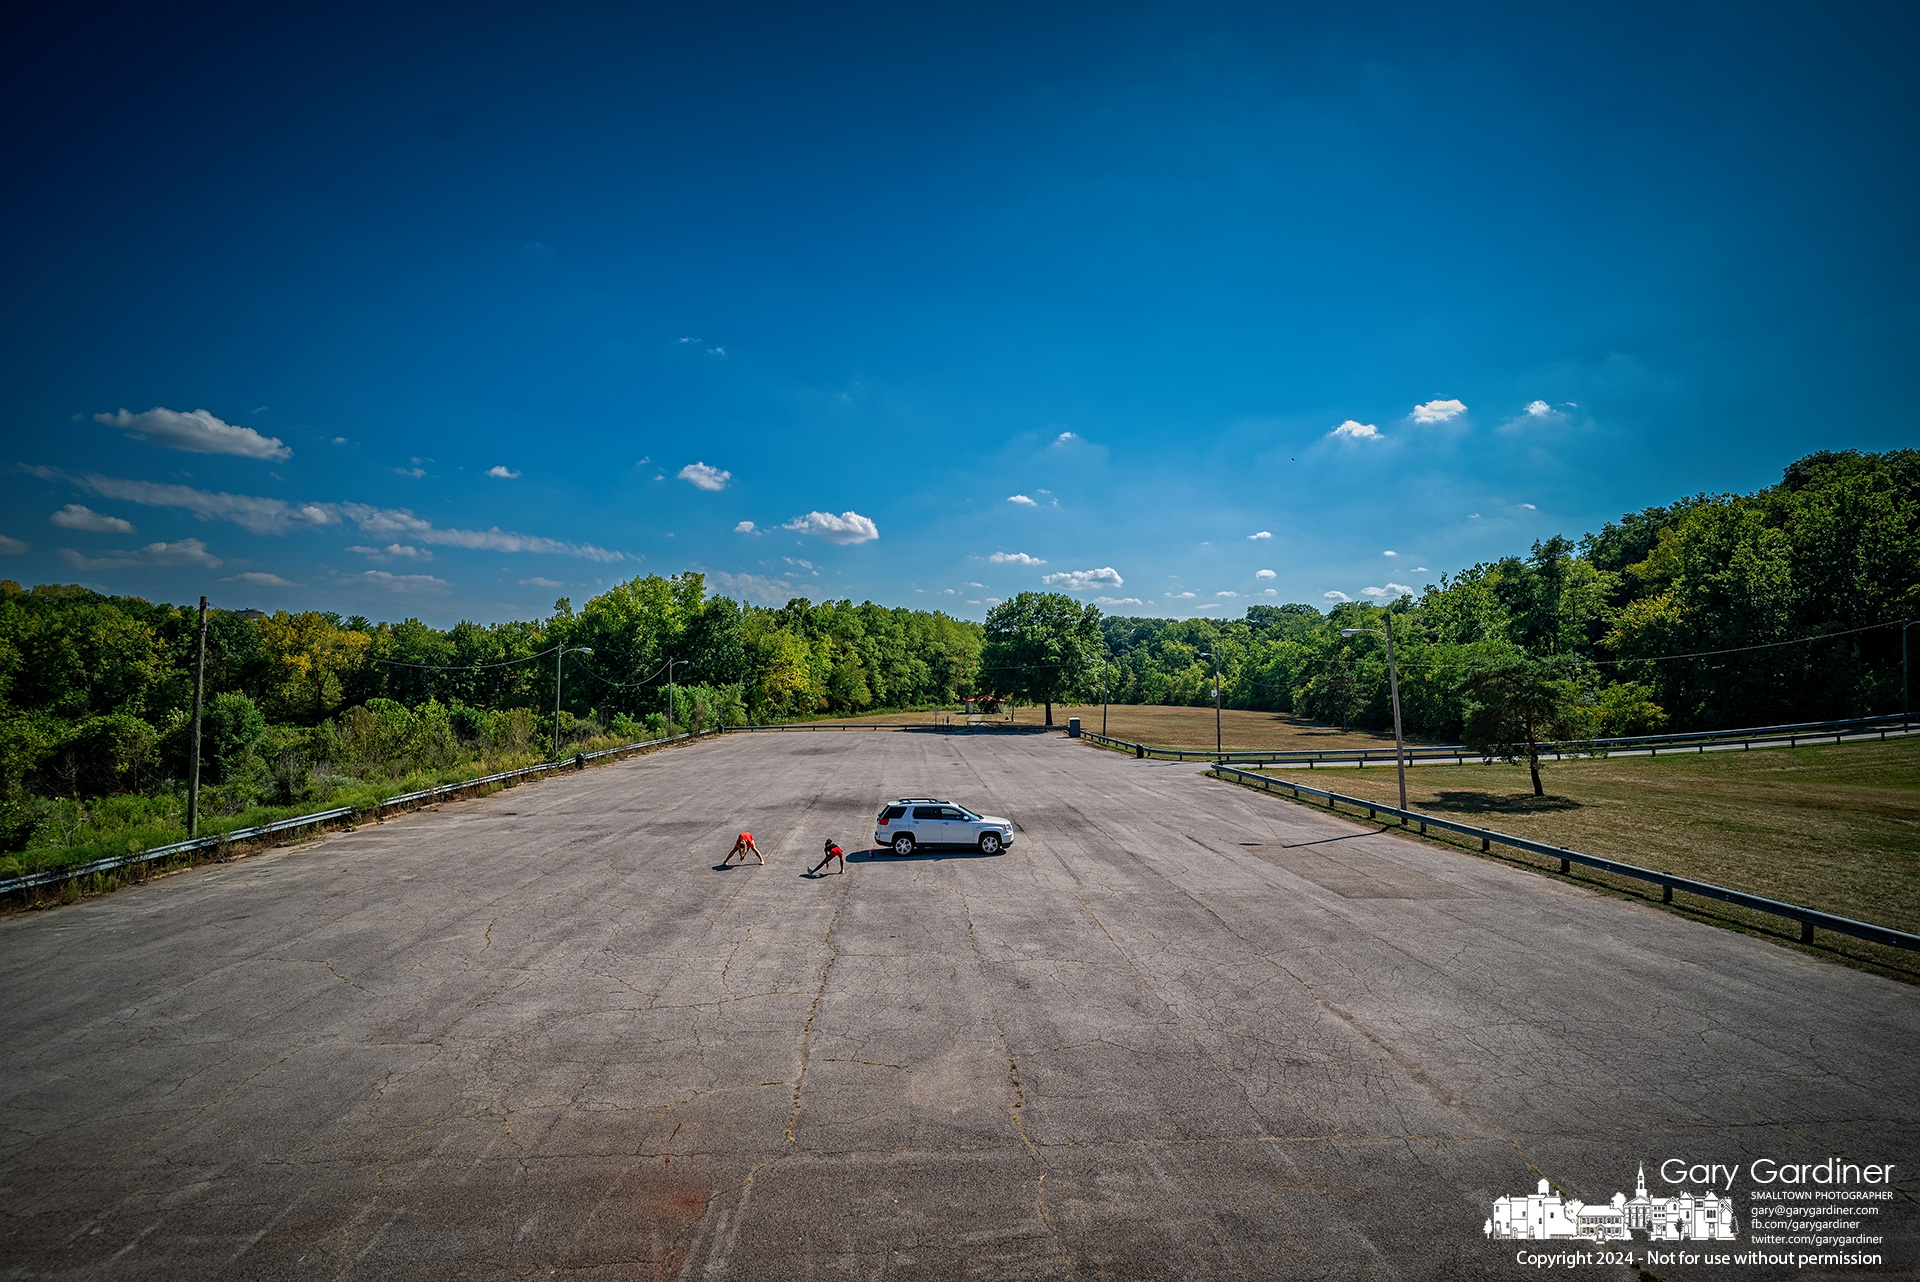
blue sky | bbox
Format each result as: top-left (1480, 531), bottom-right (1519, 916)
top-left (3, 2), bottom-right (1915, 625)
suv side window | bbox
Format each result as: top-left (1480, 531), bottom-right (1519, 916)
top-left (938, 807), bottom-right (967, 821)
top-left (881, 806), bottom-right (907, 820)
top-left (911, 806), bottom-right (943, 820)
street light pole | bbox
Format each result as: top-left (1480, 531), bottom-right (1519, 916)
top-left (1102, 668), bottom-right (1109, 738)
top-left (1341, 618), bottom-right (1408, 811)
top-left (552, 646), bottom-right (594, 760)
top-left (1198, 650), bottom-right (1222, 759)
top-left (187, 596), bottom-right (209, 838)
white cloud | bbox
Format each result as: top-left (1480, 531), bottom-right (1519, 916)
top-left (394, 467), bottom-right (426, 478)
top-left (359, 570), bottom-right (448, 592)
top-left (678, 462), bottom-right (731, 491)
top-left (1330, 420), bottom-right (1380, 440)
top-left (1093, 596), bottom-right (1143, 606)
top-left (1413, 566), bottom-right (1428, 572)
top-left (1524, 400), bottom-right (1553, 417)
top-left (1519, 502), bottom-right (1537, 510)
top-left (59, 538), bottom-right (222, 571)
top-left (1042, 567), bottom-right (1123, 591)
top-left (1468, 513), bottom-right (1482, 520)
top-left (1216, 590), bottom-right (1238, 598)
top-left (1362, 583), bottom-right (1415, 600)
top-left (0, 535), bottom-right (28, 555)
top-left (1053, 431), bottom-right (1079, 444)
top-left (486, 465), bottom-right (521, 479)
top-left (709, 571), bottom-right (807, 604)
top-left (782, 510), bottom-right (880, 544)
top-left (519, 577), bottom-right (565, 588)
top-left (1324, 590), bottom-right (1353, 603)
top-left (332, 437), bottom-right (347, 445)
top-left (734, 520), bottom-right (756, 533)
top-left (784, 557), bottom-right (815, 570)
top-left (1411, 398), bottom-right (1467, 423)
top-left (93, 407), bottom-right (291, 460)
top-left (1262, 588), bottom-right (1277, 596)
top-left (984, 597), bottom-right (1001, 606)
top-left (1383, 550), bottom-right (1397, 556)
top-left (50, 504), bottom-right (135, 533)
top-left (966, 581), bottom-right (983, 587)
top-left (345, 543), bottom-right (432, 562)
top-left (335, 503), bottom-right (623, 560)
top-left (1007, 494), bottom-right (1038, 507)
top-left (1165, 591), bottom-right (1196, 599)
top-left (1248, 530), bottom-right (1272, 540)
top-left (989, 551), bottom-right (1046, 564)
top-left (1255, 569), bottom-right (1276, 580)
top-left (223, 571), bottom-right (298, 587)
top-left (1196, 603), bottom-right (1221, 610)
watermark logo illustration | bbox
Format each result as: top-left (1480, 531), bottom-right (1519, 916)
top-left (1486, 1165), bottom-right (1737, 1243)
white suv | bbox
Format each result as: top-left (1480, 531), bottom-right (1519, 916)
top-left (874, 798), bottom-right (1015, 856)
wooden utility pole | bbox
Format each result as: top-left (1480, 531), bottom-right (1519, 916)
top-left (187, 596), bottom-right (209, 837)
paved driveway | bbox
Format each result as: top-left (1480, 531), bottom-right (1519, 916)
top-left (3, 730), bottom-right (1915, 1280)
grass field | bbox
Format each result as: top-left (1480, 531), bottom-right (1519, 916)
top-left (781, 703), bottom-right (1408, 751)
top-left (1250, 737), bottom-right (1920, 978)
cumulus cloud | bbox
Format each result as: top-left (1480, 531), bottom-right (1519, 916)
top-left (50, 504), bottom-right (136, 533)
top-left (1519, 502), bottom-right (1537, 510)
top-left (709, 571), bottom-right (809, 605)
top-left (1255, 569), bottom-right (1276, 579)
top-left (1413, 566), bottom-right (1429, 572)
top-left (1362, 583), bottom-right (1415, 600)
top-left (1007, 494), bottom-right (1038, 507)
top-left (1412, 399), bottom-right (1467, 423)
top-left (359, 570), bottom-right (448, 592)
top-left (486, 465), bottom-right (521, 479)
top-left (989, 551), bottom-right (1045, 565)
top-left (519, 577), bottom-right (565, 588)
top-left (59, 538), bottom-right (222, 571)
top-left (1262, 588), bottom-right (1277, 596)
top-left (678, 462), bottom-right (731, 491)
top-left (1093, 596), bottom-right (1143, 606)
top-left (734, 520), bottom-right (756, 533)
top-left (1330, 420), bottom-right (1380, 440)
top-left (1384, 549), bottom-right (1398, 556)
top-left (1165, 591), bottom-right (1196, 599)
top-left (345, 544), bottom-right (432, 562)
top-left (782, 510), bottom-right (879, 544)
top-left (1053, 431), bottom-right (1079, 444)
top-left (1042, 567), bottom-right (1123, 591)
top-left (94, 407), bottom-right (291, 460)
top-left (1248, 530), bottom-right (1272, 540)
top-left (223, 572), bottom-right (298, 587)
top-left (31, 472), bottom-right (630, 561)
top-left (1324, 590), bottom-right (1353, 603)
top-left (1525, 400), bottom-right (1553, 417)
top-left (0, 535), bottom-right (28, 555)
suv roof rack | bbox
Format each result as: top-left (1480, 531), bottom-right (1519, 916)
top-left (892, 797), bottom-right (945, 804)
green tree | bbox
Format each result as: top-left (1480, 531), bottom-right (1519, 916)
top-left (981, 592), bottom-right (1105, 726)
top-left (1457, 654), bottom-right (1588, 797)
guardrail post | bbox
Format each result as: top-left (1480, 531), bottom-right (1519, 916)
top-left (1480, 836), bottom-right (1489, 852)
top-left (1662, 884), bottom-right (1673, 903)
top-left (1801, 921), bottom-right (1815, 943)
top-left (1135, 744), bottom-right (1144, 759)
top-left (1559, 857), bottom-right (1570, 874)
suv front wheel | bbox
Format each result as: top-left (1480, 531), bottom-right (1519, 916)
top-left (892, 833), bottom-right (916, 856)
top-left (977, 832), bottom-right (1002, 855)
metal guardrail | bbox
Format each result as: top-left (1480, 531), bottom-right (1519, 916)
top-left (1207, 763), bottom-right (1920, 954)
top-left (1083, 712), bottom-right (1918, 766)
top-left (0, 728), bottom-right (720, 898)
top-left (730, 721), bottom-right (1023, 732)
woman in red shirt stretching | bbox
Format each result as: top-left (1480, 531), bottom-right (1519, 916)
top-left (723, 832), bottom-right (764, 865)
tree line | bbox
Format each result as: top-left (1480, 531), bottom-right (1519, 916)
top-left (2, 448), bottom-right (1912, 843)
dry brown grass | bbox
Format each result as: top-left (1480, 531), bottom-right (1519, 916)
top-left (777, 703), bottom-right (1406, 751)
top-left (1250, 738), bottom-right (1920, 979)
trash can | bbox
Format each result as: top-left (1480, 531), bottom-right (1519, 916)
top-left (1068, 717), bottom-right (1081, 738)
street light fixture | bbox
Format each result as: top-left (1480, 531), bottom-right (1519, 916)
top-left (1340, 617), bottom-right (1407, 811)
top-left (553, 646), bottom-right (594, 760)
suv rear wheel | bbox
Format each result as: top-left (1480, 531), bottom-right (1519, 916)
top-left (891, 833), bottom-right (916, 856)
top-left (977, 832), bottom-right (1002, 855)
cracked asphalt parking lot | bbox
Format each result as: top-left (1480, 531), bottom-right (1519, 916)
top-left (3, 729), bottom-right (1917, 1281)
